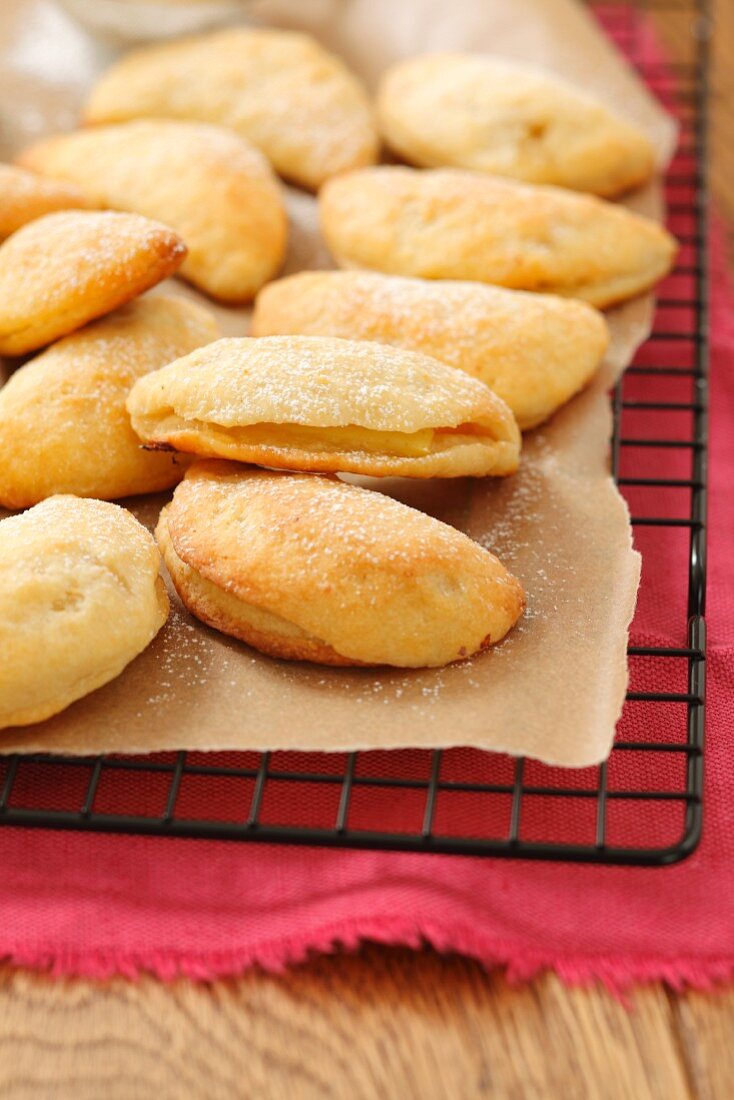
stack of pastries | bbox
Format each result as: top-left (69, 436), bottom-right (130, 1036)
top-left (0, 26), bottom-right (676, 732)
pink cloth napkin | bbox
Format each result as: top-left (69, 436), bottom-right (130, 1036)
top-left (1, 23), bottom-right (732, 991)
top-left (0, 236), bottom-right (729, 990)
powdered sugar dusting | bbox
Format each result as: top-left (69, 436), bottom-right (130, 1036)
top-left (86, 27), bottom-right (378, 187)
top-left (254, 270), bottom-right (608, 417)
top-left (175, 464), bottom-right (507, 579)
top-left (131, 334), bottom-right (509, 434)
top-left (0, 163), bottom-right (90, 237)
top-left (321, 166), bottom-right (671, 301)
top-left (0, 210), bottom-right (184, 330)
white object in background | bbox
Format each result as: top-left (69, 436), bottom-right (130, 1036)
top-left (56, 0), bottom-right (249, 42)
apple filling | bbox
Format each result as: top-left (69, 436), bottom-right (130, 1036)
top-left (140, 414), bottom-right (495, 457)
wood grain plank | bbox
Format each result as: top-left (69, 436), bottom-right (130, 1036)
top-left (668, 988), bottom-right (734, 1100)
top-left (0, 949), bottom-right (694, 1100)
top-left (710, 0), bottom-right (734, 263)
top-left (0, 1), bottom-right (732, 1098)
top-left (652, 0), bottom-right (734, 263)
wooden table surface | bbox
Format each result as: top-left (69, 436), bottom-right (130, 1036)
top-left (1, 4), bottom-right (732, 1098)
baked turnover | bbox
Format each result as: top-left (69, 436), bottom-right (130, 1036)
top-left (0, 496), bottom-right (168, 729)
top-left (252, 271), bottom-right (609, 430)
top-left (0, 163), bottom-right (92, 240)
top-left (319, 167), bottom-right (677, 309)
top-left (377, 54), bottom-right (656, 197)
top-left (0, 296), bottom-right (219, 508)
top-left (82, 28), bottom-right (379, 191)
top-left (127, 335), bottom-right (521, 478)
top-left (0, 210), bottom-right (186, 356)
top-left (157, 462), bottom-right (525, 668)
top-left (18, 121), bottom-right (287, 303)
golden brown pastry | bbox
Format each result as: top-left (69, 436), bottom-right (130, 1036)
top-left (0, 296), bottom-right (219, 508)
top-left (127, 335), bottom-right (520, 478)
top-left (0, 210), bottom-right (186, 356)
top-left (0, 163), bottom-right (93, 240)
top-left (18, 121), bottom-right (287, 303)
top-left (157, 461), bottom-right (524, 667)
top-left (252, 271), bottom-right (609, 430)
top-left (82, 27), bottom-right (379, 191)
top-left (377, 54), bottom-right (656, 197)
top-left (0, 496), bottom-right (168, 729)
top-left (319, 167), bottom-right (677, 309)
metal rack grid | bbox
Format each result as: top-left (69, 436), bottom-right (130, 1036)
top-left (0, 0), bottom-right (709, 865)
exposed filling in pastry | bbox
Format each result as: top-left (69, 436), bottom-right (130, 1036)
top-left (140, 416), bottom-right (502, 457)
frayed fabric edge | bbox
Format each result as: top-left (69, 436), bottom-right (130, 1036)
top-left (2, 917), bottom-right (734, 996)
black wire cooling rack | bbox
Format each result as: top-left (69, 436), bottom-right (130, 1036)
top-left (0, 0), bottom-right (710, 865)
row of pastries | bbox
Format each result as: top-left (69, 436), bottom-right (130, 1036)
top-left (0, 26), bottom-right (674, 732)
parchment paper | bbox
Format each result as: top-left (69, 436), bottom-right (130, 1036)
top-left (0, 0), bottom-right (676, 766)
